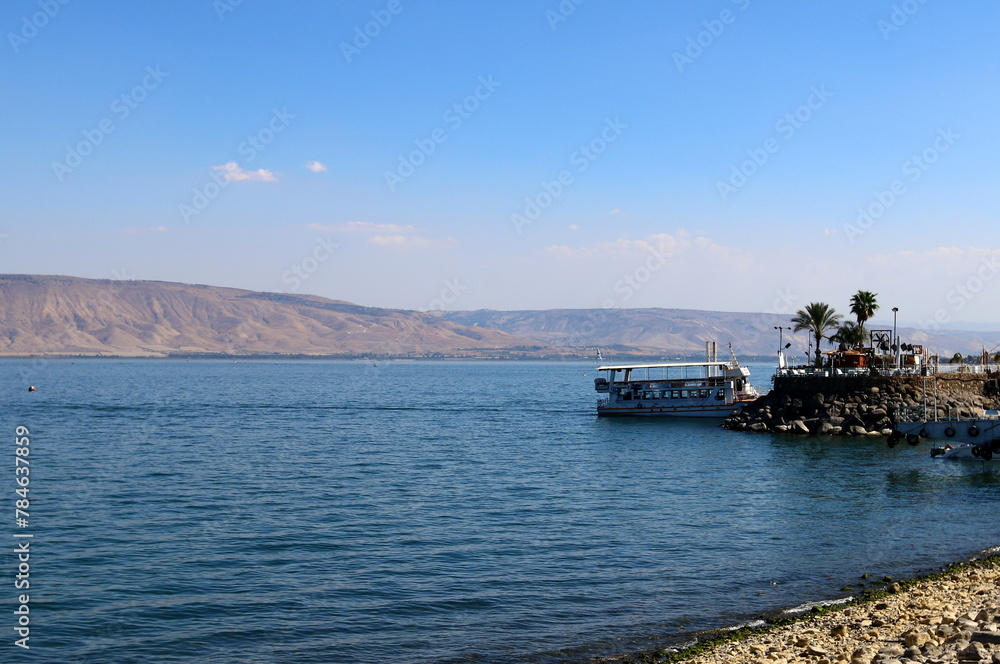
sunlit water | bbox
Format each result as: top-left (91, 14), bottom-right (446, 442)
top-left (5, 360), bottom-right (999, 663)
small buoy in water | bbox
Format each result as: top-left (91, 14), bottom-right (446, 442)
top-left (27, 386), bottom-right (36, 392)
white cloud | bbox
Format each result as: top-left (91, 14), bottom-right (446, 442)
top-left (305, 160), bottom-right (328, 173)
top-left (123, 226), bottom-right (168, 235)
top-left (369, 235), bottom-right (457, 250)
top-left (609, 208), bottom-right (624, 215)
top-left (303, 221), bottom-right (455, 250)
top-left (568, 224), bottom-right (581, 231)
top-left (306, 221), bottom-right (420, 234)
top-left (212, 161), bottom-right (277, 182)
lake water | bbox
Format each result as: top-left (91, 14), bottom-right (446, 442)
top-left (5, 359), bottom-right (1000, 663)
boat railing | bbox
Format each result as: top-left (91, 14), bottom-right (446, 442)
top-left (775, 366), bottom-right (935, 379)
top-left (895, 403), bottom-right (1000, 423)
top-left (895, 404), bottom-right (935, 423)
top-left (934, 363), bottom-right (998, 374)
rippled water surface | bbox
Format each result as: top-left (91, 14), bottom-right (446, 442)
top-left (6, 360), bottom-right (1000, 663)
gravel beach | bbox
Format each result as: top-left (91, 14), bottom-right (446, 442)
top-left (674, 554), bottom-right (1000, 664)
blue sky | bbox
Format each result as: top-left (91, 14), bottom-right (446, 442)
top-left (3, 0), bottom-right (1000, 326)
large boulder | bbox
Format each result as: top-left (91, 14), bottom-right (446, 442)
top-left (790, 420), bottom-right (810, 434)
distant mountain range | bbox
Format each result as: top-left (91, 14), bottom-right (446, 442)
top-left (0, 275), bottom-right (547, 358)
top-left (0, 275), bottom-right (995, 359)
top-left (438, 309), bottom-right (1000, 360)
top-left (439, 307), bottom-right (799, 358)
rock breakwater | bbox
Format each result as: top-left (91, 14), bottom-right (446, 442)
top-left (724, 374), bottom-right (1000, 437)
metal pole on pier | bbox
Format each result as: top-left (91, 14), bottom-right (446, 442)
top-left (892, 307), bottom-right (899, 371)
top-left (774, 326), bottom-right (791, 374)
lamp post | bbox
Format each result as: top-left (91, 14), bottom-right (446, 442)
top-left (892, 307), bottom-right (899, 370)
top-left (774, 326), bottom-right (791, 353)
top-left (774, 326), bottom-right (791, 373)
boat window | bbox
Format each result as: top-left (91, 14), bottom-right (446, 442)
top-left (681, 390), bottom-right (689, 398)
top-left (672, 391), bottom-right (680, 399)
top-left (715, 389), bottom-right (725, 400)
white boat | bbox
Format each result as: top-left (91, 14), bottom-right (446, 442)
top-left (890, 406), bottom-right (1000, 460)
top-left (594, 343), bottom-right (759, 418)
top-left (929, 443), bottom-right (998, 461)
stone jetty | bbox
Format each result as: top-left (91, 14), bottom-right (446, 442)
top-left (724, 373), bottom-right (1000, 437)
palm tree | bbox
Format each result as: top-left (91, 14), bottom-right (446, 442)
top-left (849, 290), bottom-right (879, 333)
top-left (792, 302), bottom-right (843, 367)
top-left (830, 321), bottom-right (865, 350)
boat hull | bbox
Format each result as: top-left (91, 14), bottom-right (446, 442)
top-left (893, 419), bottom-right (1000, 443)
top-left (597, 402), bottom-right (751, 418)
top-left (892, 416), bottom-right (1000, 461)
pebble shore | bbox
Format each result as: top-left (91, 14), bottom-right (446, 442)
top-left (671, 556), bottom-right (1000, 664)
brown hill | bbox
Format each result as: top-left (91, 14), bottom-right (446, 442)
top-left (0, 275), bottom-right (550, 357)
top-left (440, 308), bottom-right (1000, 359)
top-left (439, 308), bottom-right (808, 357)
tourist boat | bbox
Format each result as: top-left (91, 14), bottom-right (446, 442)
top-left (594, 343), bottom-right (759, 418)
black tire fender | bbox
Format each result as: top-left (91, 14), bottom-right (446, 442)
top-left (944, 426), bottom-right (956, 438)
top-left (968, 425), bottom-right (980, 437)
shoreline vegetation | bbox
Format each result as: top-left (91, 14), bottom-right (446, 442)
top-left (604, 549), bottom-right (1000, 664)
